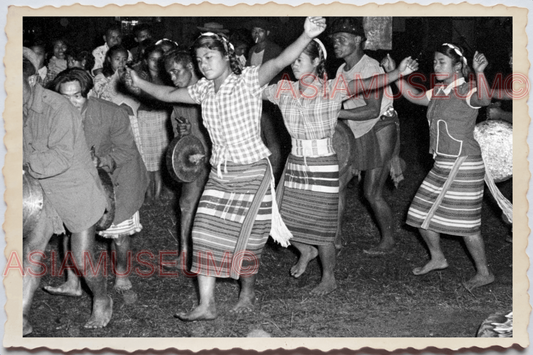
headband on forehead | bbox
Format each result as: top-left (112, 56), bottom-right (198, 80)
top-left (155, 38), bottom-right (179, 47)
top-left (198, 32), bottom-right (235, 53)
top-left (442, 43), bottom-right (467, 66)
top-left (313, 38), bottom-right (327, 60)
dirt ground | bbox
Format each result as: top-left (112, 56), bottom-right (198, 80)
top-left (25, 106), bottom-right (513, 338)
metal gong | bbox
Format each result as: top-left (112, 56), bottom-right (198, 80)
top-left (95, 168), bottom-right (116, 231)
top-left (23, 170), bottom-right (44, 235)
top-left (333, 120), bottom-right (357, 176)
top-left (166, 134), bottom-right (206, 183)
top-left (474, 120), bottom-right (513, 183)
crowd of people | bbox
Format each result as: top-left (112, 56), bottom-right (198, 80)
top-left (22, 16), bottom-right (507, 334)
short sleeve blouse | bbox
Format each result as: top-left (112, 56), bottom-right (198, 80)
top-left (264, 78), bottom-right (350, 140)
top-left (187, 66), bottom-right (270, 169)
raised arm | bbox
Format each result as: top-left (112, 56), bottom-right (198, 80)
top-left (124, 68), bottom-right (196, 104)
top-left (380, 54), bottom-right (429, 106)
top-left (470, 51), bottom-right (492, 107)
top-left (257, 17), bottom-right (326, 87)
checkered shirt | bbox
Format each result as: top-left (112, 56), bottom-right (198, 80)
top-left (188, 66), bottom-right (270, 175)
top-left (265, 78), bottom-right (350, 140)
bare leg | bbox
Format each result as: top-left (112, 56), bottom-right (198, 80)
top-left (113, 235), bottom-right (132, 292)
top-left (145, 172), bottom-right (155, 204)
top-left (179, 167), bottom-right (208, 262)
top-left (413, 229), bottom-right (449, 275)
top-left (231, 274), bottom-right (257, 313)
top-left (43, 235), bottom-right (82, 296)
top-left (290, 241), bottom-right (318, 278)
top-left (310, 242), bottom-right (337, 296)
top-left (70, 225), bottom-right (112, 329)
top-left (336, 169), bottom-right (353, 250)
top-left (364, 124), bottom-right (397, 254)
top-left (462, 232), bottom-right (495, 290)
top-left (23, 213), bottom-right (54, 336)
top-left (153, 170), bottom-right (163, 202)
top-left (176, 275), bottom-right (217, 321)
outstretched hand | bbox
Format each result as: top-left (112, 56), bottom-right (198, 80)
top-left (381, 53), bottom-right (396, 73)
top-left (304, 17), bottom-right (326, 39)
top-left (123, 67), bottom-right (140, 88)
top-left (398, 56), bottom-right (419, 76)
top-left (473, 51), bottom-right (488, 73)
top-left (123, 67), bottom-right (142, 95)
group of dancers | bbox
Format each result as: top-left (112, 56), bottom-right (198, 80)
top-left (23, 16), bottom-right (500, 333)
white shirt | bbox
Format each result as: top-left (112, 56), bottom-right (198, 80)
top-left (335, 55), bottom-right (394, 138)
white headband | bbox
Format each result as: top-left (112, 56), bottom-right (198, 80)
top-left (199, 32), bottom-right (235, 53)
top-left (443, 43), bottom-right (467, 66)
top-left (155, 38), bottom-right (179, 47)
top-left (313, 38), bottom-right (327, 60)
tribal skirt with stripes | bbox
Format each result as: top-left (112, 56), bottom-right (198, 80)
top-left (277, 154), bottom-right (339, 245)
top-left (190, 158), bottom-right (272, 278)
top-left (406, 155), bottom-right (485, 237)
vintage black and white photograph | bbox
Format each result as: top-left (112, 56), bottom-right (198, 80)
top-left (5, 1), bottom-right (529, 351)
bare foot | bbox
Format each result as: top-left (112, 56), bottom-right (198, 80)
top-left (43, 282), bottom-right (82, 297)
top-left (84, 295), bottom-right (113, 329)
top-left (463, 273), bottom-right (495, 291)
top-left (175, 304), bottom-right (216, 321)
top-left (231, 292), bottom-right (255, 313)
top-left (334, 234), bottom-right (343, 250)
top-left (290, 246), bottom-right (318, 278)
top-left (412, 259), bottom-right (449, 275)
top-left (114, 277), bottom-right (132, 293)
top-left (23, 315), bottom-right (32, 336)
top-left (310, 277), bottom-right (337, 296)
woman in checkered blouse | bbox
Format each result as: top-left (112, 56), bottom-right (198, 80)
top-left (263, 40), bottom-right (419, 296)
top-left (126, 17), bottom-right (327, 321)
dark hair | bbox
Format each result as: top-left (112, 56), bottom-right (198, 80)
top-left (163, 49), bottom-right (193, 69)
top-left (50, 67), bottom-right (94, 98)
top-left (132, 38), bottom-right (156, 63)
top-left (437, 43), bottom-right (472, 79)
top-left (51, 37), bottom-right (69, 48)
top-left (140, 44), bottom-right (165, 80)
top-left (192, 33), bottom-right (241, 75)
top-left (302, 40), bottom-right (327, 80)
top-left (66, 47), bottom-right (95, 72)
top-left (105, 24), bottom-right (122, 38)
top-left (23, 57), bottom-right (37, 79)
top-left (155, 39), bottom-right (179, 53)
top-left (102, 45), bottom-right (128, 77)
top-left (49, 37), bottom-right (69, 61)
top-left (133, 23), bottom-right (152, 37)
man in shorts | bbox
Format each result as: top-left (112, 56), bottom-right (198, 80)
top-left (331, 17), bottom-right (404, 255)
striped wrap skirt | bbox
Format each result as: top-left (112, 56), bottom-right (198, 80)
top-left (190, 158), bottom-right (272, 279)
top-left (276, 154), bottom-right (339, 245)
top-left (406, 155), bottom-right (485, 237)
top-left (97, 211), bottom-right (142, 239)
top-left (137, 109), bottom-right (170, 171)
